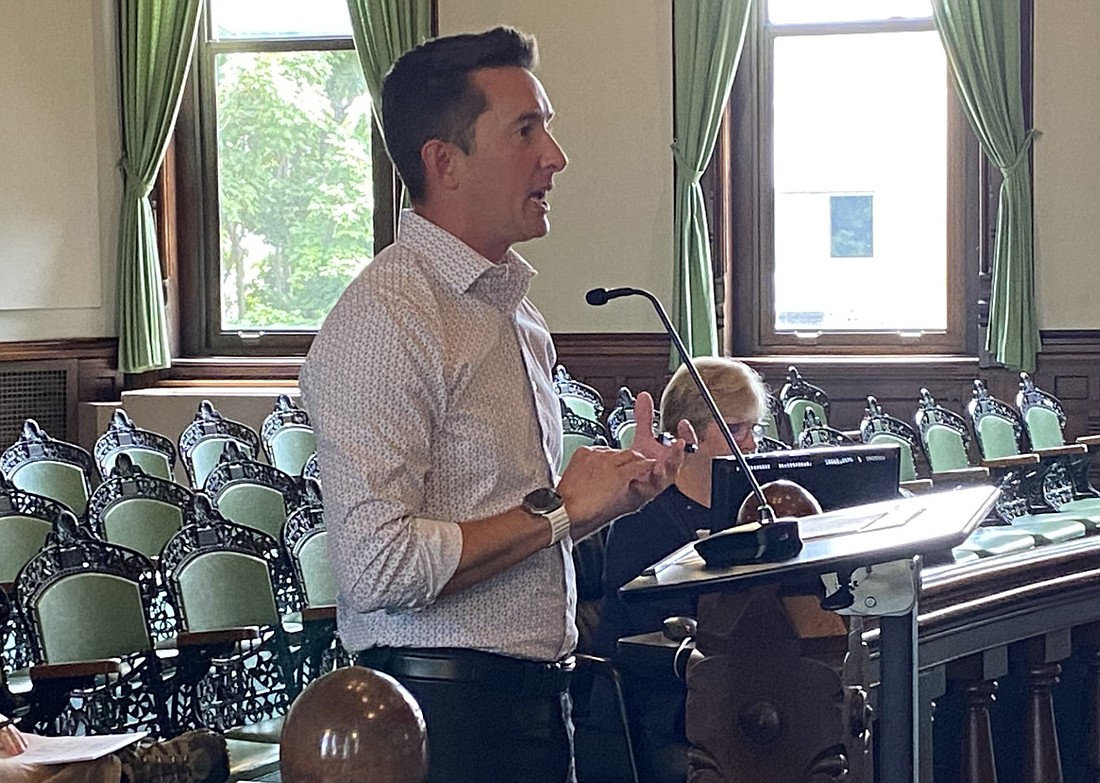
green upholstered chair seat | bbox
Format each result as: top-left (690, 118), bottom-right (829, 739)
top-left (924, 425), bottom-right (970, 473)
top-left (215, 484), bottom-right (288, 540)
top-left (178, 551), bottom-right (279, 632)
top-left (1006, 515), bottom-right (1088, 544)
top-left (955, 527), bottom-right (1037, 557)
top-left (950, 548), bottom-right (983, 564)
top-left (268, 427), bottom-right (316, 476)
top-left (0, 514), bottom-right (51, 583)
top-left (10, 463), bottom-right (90, 517)
top-left (102, 498), bottom-right (185, 559)
top-left (36, 573), bottom-right (150, 663)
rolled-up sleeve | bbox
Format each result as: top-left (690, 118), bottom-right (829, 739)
top-left (301, 270), bottom-right (463, 613)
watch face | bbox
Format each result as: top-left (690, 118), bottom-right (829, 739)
top-left (524, 487), bottom-right (563, 514)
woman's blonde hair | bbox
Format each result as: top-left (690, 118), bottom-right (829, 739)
top-left (659, 358), bottom-right (768, 437)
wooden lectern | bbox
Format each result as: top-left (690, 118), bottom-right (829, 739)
top-left (620, 486), bottom-right (999, 783)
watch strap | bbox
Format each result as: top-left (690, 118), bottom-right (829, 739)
top-left (545, 504), bottom-right (571, 547)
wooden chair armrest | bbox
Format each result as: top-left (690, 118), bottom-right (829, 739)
top-left (931, 467), bottom-right (991, 486)
top-left (301, 606), bottom-right (336, 623)
top-left (1034, 444), bottom-right (1088, 457)
top-left (982, 454), bottom-right (1040, 468)
top-left (30, 659), bottom-right (121, 682)
top-left (1076, 435), bottom-right (1100, 447)
top-left (176, 627), bottom-right (261, 648)
top-left (841, 429), bottom-right (862, 441)
top-left (899, 479), bottom-right (935, 494)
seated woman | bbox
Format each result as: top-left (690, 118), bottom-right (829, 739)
top-left (590, 358), bottom-right (767, 775)
top-left (0, 713), bottom-right (228, 783)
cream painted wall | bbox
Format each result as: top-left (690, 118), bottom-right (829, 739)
top-left (1033, 0), bottom-right (1100, 328)
top-left (1, 1), bottom-right (1099, 342)
top-left (0, 0), bottom-right (118, 340)
top-left (438, 0), bottom-right (674, 333)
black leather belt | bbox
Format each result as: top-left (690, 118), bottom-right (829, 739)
top-left (357, 647), bottom-right (575, 697)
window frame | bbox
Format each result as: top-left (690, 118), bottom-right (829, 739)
top-left (170, 2), bottom-right (402, 358)
top-left (715, 2), bottom-right (983, 357)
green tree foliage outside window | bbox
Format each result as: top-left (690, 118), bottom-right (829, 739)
top-left (829, 194), bottom-right (874, 258)
top-left (216, 49), bottom-right (373, 330)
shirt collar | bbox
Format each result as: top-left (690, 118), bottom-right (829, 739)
top-left (398, 210), bottom-right (536, 311)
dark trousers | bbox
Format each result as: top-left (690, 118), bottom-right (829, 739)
top-left (358, 647), bottom-right (576, 783)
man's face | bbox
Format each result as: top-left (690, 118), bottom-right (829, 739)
top-left (454, 67), bottom-right (568, 261)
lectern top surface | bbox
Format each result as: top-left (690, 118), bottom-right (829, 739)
top-left (621, 485), bottom-right (999, 599)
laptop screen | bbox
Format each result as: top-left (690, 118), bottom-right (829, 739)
top-left (709, 443), bottom-right (902, 531)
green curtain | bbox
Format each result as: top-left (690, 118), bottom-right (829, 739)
top-left (671, 0), bottom-right (752, 362)
top-left (345, 0), bottom-right (432, 124)
top-left (116, 0), bottom-right (201, 374)
top-left (933, 0), bottom-right (1040, 372)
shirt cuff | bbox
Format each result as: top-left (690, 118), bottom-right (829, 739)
top-left (399, 516), bottom-right (463, 611)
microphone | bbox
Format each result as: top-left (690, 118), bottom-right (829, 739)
top-left (585, 286), bottom-right (804, 567)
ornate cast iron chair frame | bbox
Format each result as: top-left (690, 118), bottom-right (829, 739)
top-left (553, 364), bottom-right (606, 421)
top-left (779, 366), bottom-right (831, 445)
top-left (260, 394), bottom-right (316, 476)
top-left (16, 518), bottom-right (175, 737)
top-left (178, 401), bottom-right (261, 489)
top-left (860, 396), bottom-right (925, 482)
top-left (93, 409), bottom-right (177, 482)
top-left (0, 420), bottom-right (97, 519)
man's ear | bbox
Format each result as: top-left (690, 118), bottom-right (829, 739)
top-left (420, 139), bottom-right (462, 192)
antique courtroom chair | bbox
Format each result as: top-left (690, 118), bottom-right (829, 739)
top-left (203, 441), bottom-right (299, 541)
top-left (560, 398), bottom-right (609, 473)
top-left (85, 454), bottom-right (195, 560)
top-left (966, 381), bottom-right (1091, 543)
top-left (797, 408), bottom-right (856, 450)
top-left (16, 514), bottom-right (176, 736)
top-left (93, 408), bottom-right (177, 482)
top-left (260, 394), bottom-right (317, 477)
top-left (0, 419), bottom-right (97, 519)
top-left (860, 395), bottom-right (924, 483)
top-left (282, 477), bottom-right (346, 685)
top-left (779, 366), bottom-right (830, 444)
top-left (178, 400), bottom-right (262, 489)
top-left (160, 494), bottom-right (302, 733)
top-left (0, 479), bottom-right (76, 673)
top-left (606, 386), bottom-right (640, 449)
top-left (553, 364), bottom-right (606, 422)
top-left (1016, 371), bottom-right (1100, 514)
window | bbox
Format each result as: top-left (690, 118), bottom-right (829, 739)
top-left (720, 0), bottom-right (980, 354)
top-left (175, 0), bottom-right (394, 356)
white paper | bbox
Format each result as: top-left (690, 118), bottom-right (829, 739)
top-left (13, 731), bottom-right (147, 766)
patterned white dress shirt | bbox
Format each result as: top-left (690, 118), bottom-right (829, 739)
top-left (299, 210), bottom-right (575, 661)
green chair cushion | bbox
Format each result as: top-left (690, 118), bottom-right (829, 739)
top-left (36, 573), bottom-right (149, 663)
top-left (178, 552), bottom-right (279, 631)
top-left (269, 427), bottom-right (316, 476)
top-left (977, 417), bottom-right (1020, 461)
top-left (102, 499), bottom-right (184, 559)
top-left (298, 533), bottom-right (337, 607)
top-left (1025, 407), bottom-right (1065, 450)
top-left (216, 485), bottom-right (288, 540)
top-left (10, 463), bottom-right (89, 517)
top-left (925, 425), bottom-right (970, 473)
top-left (0, 514), bottom-right (52, 583)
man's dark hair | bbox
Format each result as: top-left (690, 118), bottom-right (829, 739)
top-left (381, 27), bottom-right (538, 202)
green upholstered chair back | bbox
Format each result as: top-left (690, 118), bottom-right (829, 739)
top-left (606, 387), bottom-right (638, 450)
top-left (860, 396), bottom-right (922, 481)
top-left (94, 409), bottom-right (176, 482)
top-left (915, 389), bottom-right (973, 472)
top-left (553, 365), bottom-right (605, 423)
top-left (177, 552), bottom-right (279, 631)
top-left (178, 400), bottom-right (261, 488)
top-left (779, 366), bottom-right (830, 443)
top-left (204, 447), bottom-right (297, 541)
top-left (1, 421), bottom-right (96, 518)
top-left (0, 514), bottom-right (52, 584)
top-left (160, 494), bottom-right (301, 629)
top-left (16, 533), bottom-right (161, 664)
top-left (797, 408), bottom-right (854, 450)
top-left (102, 499), bottom-right (186, 560)
top-left (261, 395), bottom-right (317, 476)
top-left (284, 478), bottom-right (336, 608)
top-left (1016, 373), bottom-right (1067, 450)
top-left (36, 573), bottom-right (150, 663)
top-left (923, 425), bottom-right (971, 472)
top-left (967, 380), bottom-right (1026, 461)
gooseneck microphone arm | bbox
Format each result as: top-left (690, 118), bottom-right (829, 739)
top-left (585, 286), bottom-right (777, 525)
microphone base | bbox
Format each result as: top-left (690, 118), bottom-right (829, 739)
top-left (694, 517), bottom-right (804, 568)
